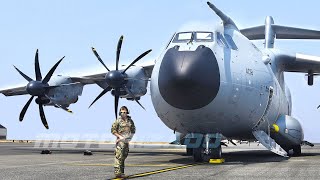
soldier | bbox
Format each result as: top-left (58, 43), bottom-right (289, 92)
top-left (111, 106), bottom-right (136, 178)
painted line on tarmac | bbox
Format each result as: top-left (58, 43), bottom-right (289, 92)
top-left (68, 163), bottom-right (178, 167)
top-left (108, 162), bottom-right (205, 180)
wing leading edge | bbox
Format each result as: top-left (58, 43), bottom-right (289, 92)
top-left (69, 63), bottom-right (154, 85)
top-left (0, 63), bottom-right (154, 97)
top-left (0, 85), bottom-right (27, 96)
top-left (271, 49), bottom-right (320, 74)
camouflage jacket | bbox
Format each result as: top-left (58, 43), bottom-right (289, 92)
top-left (111, 116), bottom-right (136, 140)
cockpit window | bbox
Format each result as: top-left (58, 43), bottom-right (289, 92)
top-left (172, 31), bottom-right (214, 43)
top-left (173, 32), bottom-right (193, 43)
top-left (195, 32), bottom-right (213, 42)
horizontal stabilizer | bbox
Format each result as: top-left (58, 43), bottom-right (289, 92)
top-left (241, 25), bottom-right (320, 40)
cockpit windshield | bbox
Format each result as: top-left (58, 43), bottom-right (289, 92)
top-left (172, 31), bottom-right (213, 43)
top-left (173, 32), bottom-right (193, 43)
top-left (195, 32), bottom-right (213, 41)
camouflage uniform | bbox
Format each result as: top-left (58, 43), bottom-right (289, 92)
top-left (111, 116), bottom-right (136, 176)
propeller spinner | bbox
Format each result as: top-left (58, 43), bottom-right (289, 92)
top-left (14, 49), bottom-right (64, 129)
top-left (89, 35), bottom-right (152, 118)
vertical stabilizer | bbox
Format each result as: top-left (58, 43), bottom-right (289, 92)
top-left (265, 16), bottom-right (275, 48)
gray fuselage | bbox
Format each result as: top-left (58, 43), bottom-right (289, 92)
top-left (150, 23), bottom-right (290, 140)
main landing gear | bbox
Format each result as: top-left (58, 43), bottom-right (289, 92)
top-left (286, 145), bottom-right (301, 156)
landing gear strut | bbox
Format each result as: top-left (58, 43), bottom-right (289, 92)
top-left (193, 145), bottom-right (222, 162)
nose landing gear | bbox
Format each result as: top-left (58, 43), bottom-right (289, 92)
top-left (193, 145), bottom-right (222, 162)
top-left (191, 134), bottom-right (222, 162)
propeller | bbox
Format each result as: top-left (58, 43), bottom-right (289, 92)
top-left (89, 35), bottom-right (152, 118)
top-left (14, 49), bottom-right (65, 129)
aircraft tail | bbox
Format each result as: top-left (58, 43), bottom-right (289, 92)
top-left (240, 16), bottom-right (320, 48)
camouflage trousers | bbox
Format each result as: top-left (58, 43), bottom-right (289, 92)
top-left (114, 141), bottom-right (129, 176)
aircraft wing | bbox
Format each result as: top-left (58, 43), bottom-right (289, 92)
top-left (240, 24), bottom-right (320, 73)
top-left (0, 85), bottom-right (27, 96)
top-left (70, 63), bottom-right (154, 85)
top-left (283, 53), bottom-right (320, 73)
top-left (272, 50), bottom-right (320, 73)
top-left (0, 63), bottom-right (155, 96)
top-left (70, 72), bottom-right (106, 84)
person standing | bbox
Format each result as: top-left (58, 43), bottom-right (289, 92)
top-left (111, 106), bottom-right (136, 178)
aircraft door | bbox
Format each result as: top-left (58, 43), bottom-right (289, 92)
top-left (245, 70), bottom-right (272, 126)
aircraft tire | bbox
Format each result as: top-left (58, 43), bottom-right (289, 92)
top-left (293, 145), bottom-right (302, 156)
top-left (186, 148), bottom-right (193, 156)
top-left (193, 147), bottom-right (204, 162)
top-left (211, 145), bottom-right (222, 159)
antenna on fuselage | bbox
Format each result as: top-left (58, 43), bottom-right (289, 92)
top-left (207, 1), bottom-right (239, 31)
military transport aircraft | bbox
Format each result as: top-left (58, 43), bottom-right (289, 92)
top-left (1, 1), bottom-right (320, 162)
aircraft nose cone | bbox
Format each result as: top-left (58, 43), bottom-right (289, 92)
top-left (158, 46), bottom-right (220, 110)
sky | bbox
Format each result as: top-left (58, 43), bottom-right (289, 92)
top-left (0, 0), bottom-right (320, 142)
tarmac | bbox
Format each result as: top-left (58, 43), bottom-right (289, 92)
top-left (0, 141), bottom-right (320, 180)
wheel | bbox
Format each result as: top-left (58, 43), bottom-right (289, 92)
top-left (293, 145), bottom-right (301, 156)
top-left (186, 148), bottom-right (193, 156)
top-left (193, 147), bottom-right (204, 162)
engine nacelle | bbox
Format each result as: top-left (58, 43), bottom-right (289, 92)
top-left (122, 67), bottom-right (148, 99)
top-left (271, 115), bottom-right (304, 150)
top-left (95, 67), bottom-right (148, 99)
top-left (46, 75), bottom-right (83, 106)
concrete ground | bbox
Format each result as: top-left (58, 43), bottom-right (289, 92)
top-left (0, 141), bottom-right (319, 180)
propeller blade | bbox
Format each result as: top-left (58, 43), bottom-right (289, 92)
top-left (88, 86), bottom-right (112, 108)
top-left (13, 65), bottom-right (33, 82)
top-left (124, 85), bottom-right (145, 110)
top-left (122, 49), bottom-right (152, 74)
top-left (35, 49), bottom-right (42, 81)
top-left (116, 36), bottom-right (124, 71)
top-left (114, 88), bottom-right (120, 119)
top-left (42, 56), bottom-right (65, 84)
top-left (91, 47), bottom-right (110, 71)
top-left (19, 96), bottom-right (34, 121)
top-left (39, 104), bottom-right (49, 129)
